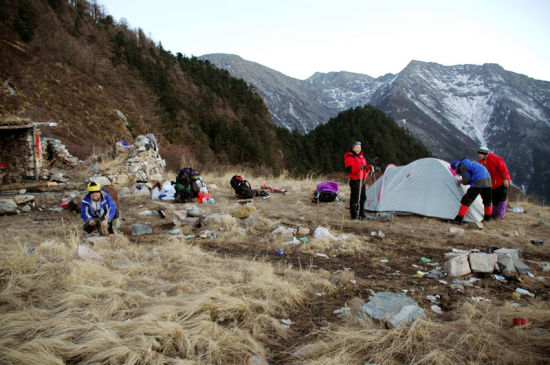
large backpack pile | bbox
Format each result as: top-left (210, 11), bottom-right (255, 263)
top-left (175, 167), bottom-right (205, 202)
top-left (312, 181), bottom-right (339, 203)
top-left (230, 175), bottom-right (257, 199)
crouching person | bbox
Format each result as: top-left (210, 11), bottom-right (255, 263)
top-left (81, 182), bottom-right (119, 235)
top-left (451, 159), bottom-right (492, 223)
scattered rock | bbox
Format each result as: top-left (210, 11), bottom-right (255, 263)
top-left (494, 248), bottom-right (521, 260)
top-left (291, 343), bottom-right (323, 358)
top-left (74, 245), bottom-right (104, 263)
top-left (469, 253), bottom-right (498, 273)
top-left (40, 239), bottom-right (60, 248)
top-left (512, 259), bottom-right (532, 276)
top-left (0, 198), bottom-right (18, 215)
top-left (13, 194), bottom-right (35, 204)
top-left (448, 226), bottom-right (465, 234)
top-left (243, 213), bottom-right (260, 228)
top-left (358, 291), bottom-right (426, 328)
top-left (186, 207), bottom-right (201, 217)
top-left (528, 328), bottom-right (550, 337)
top-left (132, 224), bottom-right (152, 236)
top-left (271, 225), bottom-right (295, 242)
top-left (497, 254), bottom-right (517, 277)
top-left (535, 261), bottom-right (550, 272)
top-left (88, 176), bottom-right (111, 187)
top-left (295, 226), bottom-right (310, 236)
top-left (449, 283), bottom-right (464, 291)
top-left (85, 236), bottom-right (109, 244)
top-left (203, 213), bottom-right (237, 229)
top-left (246, 353), bottom-right (268, 365)
top-left (173, 210), bottom-right (187, 222)
top-left (444, 254), bottom-right (471, 277)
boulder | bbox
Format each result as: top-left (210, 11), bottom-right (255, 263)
top-left (469, 253), bottom-right (498, 273)
top-left (358, 291), bottom-right (426, 328)
top-left (444, 254), bottom-right (471, 277)
top-left (0, 198), bottom-right (18, 215)
top-left (132, 224), bottom-right (152, 236)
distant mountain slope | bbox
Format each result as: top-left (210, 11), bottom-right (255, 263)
top-left (201, 54), bottom-right (332, 133)
top-left (201, 54), bottom-right (550, 202)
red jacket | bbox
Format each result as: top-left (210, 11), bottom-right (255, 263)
top-left (344, 151), bottom-right (372, 180)
top-left (479, 152), bottom-right (511, 188)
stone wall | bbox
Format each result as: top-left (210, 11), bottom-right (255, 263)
top-left (0, 128), bottom-right (40, 183)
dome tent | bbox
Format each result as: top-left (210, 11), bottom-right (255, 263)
top-left (364, 158), bottom-right (483, 222)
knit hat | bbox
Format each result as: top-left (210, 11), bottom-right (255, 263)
top-left (450, 160), bottom-right (459, 169)
top-left (87, 181), bottom-right (101, 193)
top-left (352, 141), bottom-right (361, 148)
top-left (477, 146), bottom-right (489, 155)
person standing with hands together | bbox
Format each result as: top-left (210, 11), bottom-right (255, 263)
top-left (344, 141), bottom-right (374, 220)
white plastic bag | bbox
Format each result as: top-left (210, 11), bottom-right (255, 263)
top-left (151, 187), bottom-right (160, 200)
top-left (160, 180), bottom-right (175, 200)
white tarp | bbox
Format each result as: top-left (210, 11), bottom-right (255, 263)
top-left (365, 158), bottom-right (483, 222)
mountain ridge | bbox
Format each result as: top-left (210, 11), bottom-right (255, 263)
top-left (201, 54), bottom-right (550, 203)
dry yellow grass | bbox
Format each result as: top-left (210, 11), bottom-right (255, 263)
top-left (0, 169), bottom-right (549, 364)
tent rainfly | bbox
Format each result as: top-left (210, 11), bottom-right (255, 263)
top-left (364, 158), bottom-right (484, 222)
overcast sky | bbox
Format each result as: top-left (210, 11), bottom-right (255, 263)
top-left (100, 0), bottom-right (550, 81)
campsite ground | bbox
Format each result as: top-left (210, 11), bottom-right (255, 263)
top-left (1, 170), bottom-right (549, 364)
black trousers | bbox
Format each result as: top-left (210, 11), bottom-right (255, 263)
top-left (461, 187), bottom-right (492, 207)
top-left (492, 185), bottom-right (507, 205)
top-left (349, 179), bottom-right (366, 219)
top-left (83, 210), bottom-right (119, 234)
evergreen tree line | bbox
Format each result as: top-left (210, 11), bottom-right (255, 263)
top-left (2, 0), bottom-right (431, 176)
top-left (276, 106), bottom-right (432, 175)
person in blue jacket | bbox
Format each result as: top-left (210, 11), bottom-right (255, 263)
top-left (81, 181), bottom-right (118, 235)
top-left (450, 159), bottom-right (492, 223)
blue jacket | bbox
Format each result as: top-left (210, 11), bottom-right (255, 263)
top-left (456, 159), bottom-right (491, 188)
top-left (81, 190), bottom-right (117, 222)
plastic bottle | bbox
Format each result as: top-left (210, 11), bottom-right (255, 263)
top-left (207, 197), bottom-right (215, 204)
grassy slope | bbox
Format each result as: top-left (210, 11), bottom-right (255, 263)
top-left (0, 164), bottom-right (549, 364)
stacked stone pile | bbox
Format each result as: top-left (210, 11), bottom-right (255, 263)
top-left (41, 138), bottom-right (81, 168)
top-left (444, 248), bottom-right (533, 277)
top-left (103, 135), bottom-right (166, 187)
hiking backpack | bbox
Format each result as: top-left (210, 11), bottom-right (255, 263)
top-left (230, 175), bottom-right (257, 199)
top-left (175, 167), bottom-right (203, 202)
top-left (312, 181), bottom-right (339, 203)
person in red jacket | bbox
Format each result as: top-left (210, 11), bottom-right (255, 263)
top-left (344, 141), bottom-right (374, 220)
top-left (477, 146), bottom-right (511, 218)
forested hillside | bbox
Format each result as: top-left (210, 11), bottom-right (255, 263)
top-left (278, 106), bottom-right (431, 175)
top-left (0, 0), bottom-right (430, 175)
